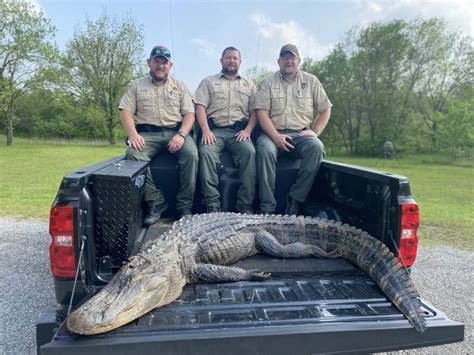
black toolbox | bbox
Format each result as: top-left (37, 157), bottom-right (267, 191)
top-left (91, 160), bottom-right (147, 267)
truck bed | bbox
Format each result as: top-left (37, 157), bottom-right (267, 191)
top-left (40, 255), bottom-right (463, 354)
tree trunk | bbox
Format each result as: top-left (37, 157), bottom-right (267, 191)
top-left (108, 115), bottom-right (115, 144)
top-left (6, 102), bottom-right (14, 146)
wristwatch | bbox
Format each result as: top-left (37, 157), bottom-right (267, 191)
top-left (178, 130), bottom-right (187, 139)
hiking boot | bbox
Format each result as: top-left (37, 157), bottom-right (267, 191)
top-left (285, 196), bottom-right (300, 216)
top-left (237, 207), bottom-right (253, 214)
top-left (206, 206), bottom-right (221, 213)
top-left (178, 208), bottom-right (192, 219)
top-left (143, 202), bottom-right (168, 227)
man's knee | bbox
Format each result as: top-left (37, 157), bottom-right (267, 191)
top-left (303, 137), bottom-right (325, 156)
top-left (125, 148), bottom-right (151, 162)
top-left (199, 144), bottom-right (218, 162)
top-left (240, 142), bottom-right (256, 159)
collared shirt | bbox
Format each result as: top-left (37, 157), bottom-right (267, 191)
top-left (254, 71), bottom-right (332, 130)
top-left (119, 74), bottom-right (194, 127)
top-left (194, 72), bottom-right (257, 127)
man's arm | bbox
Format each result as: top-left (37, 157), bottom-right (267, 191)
top-left (121, 109), bottom-right (144, 150)
top-left (299, 107), bottom-right (331, 138)
top-left (195, 104), bottom-right (216, 145)
top-left (168, 112), bottom-right (195, 154)
top-left (312, 107), bottom-right (331, 135)
top-left (257, 109), bottom-right (294, 151)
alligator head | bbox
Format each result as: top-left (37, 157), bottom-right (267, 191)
top-left (67, 243), bottom-right (186, 335)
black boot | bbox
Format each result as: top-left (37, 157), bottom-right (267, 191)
top-left (285, 196), bottom-right (300, 216)
top-left (206, 206), bottom-right (221, 213)
top-left (178, 208), bottom-right (192, 219)
top-left (143, 202), bottom-right (168, 227)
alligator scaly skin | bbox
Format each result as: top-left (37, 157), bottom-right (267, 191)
top-left (67, 213), bottom-right (426, 335)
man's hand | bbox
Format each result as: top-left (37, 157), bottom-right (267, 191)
top-left (235, 129), bottom-right (251, 142)
top-left (273, 134), bottom-right (294, 152)
top-left (128, 133), bottom-right (145, 151)
top-left (298, 129), bottom-right (318, 138)
top-left (201, 129), bottom-right (217, 145)
top-left (168, 134), bottom-right (185, 153)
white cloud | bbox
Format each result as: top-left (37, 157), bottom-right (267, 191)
top-left (249, 13), bottom-right (334, 67)
top-left (191, 38), bottom-right (219, 58)
top-left (354, 0), bottom-right (473, 36)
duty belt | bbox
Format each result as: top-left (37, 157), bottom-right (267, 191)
top-left (136, 123), bottom-right (180, 133)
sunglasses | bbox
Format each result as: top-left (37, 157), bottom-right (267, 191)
top-left (151, 48), bottom-right (171, 57)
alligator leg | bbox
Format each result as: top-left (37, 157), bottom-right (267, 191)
top-left (255, 229), bottom-right (340, 258)
top-left (193, 264), bottom-right (271, 282)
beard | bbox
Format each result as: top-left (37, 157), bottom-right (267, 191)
top-left (150, 69), bottom-right (167, 82)
top-left (222, 65), bottom-right (239, 75)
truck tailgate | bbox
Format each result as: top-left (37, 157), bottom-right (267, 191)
top-left (40, 257), bottom-right (464, 354)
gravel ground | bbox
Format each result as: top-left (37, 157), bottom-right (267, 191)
top-left (0, 218), bottom-right (472, 354)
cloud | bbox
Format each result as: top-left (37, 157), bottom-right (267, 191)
top-left (354, 0), bottom-right (473, 36)
top-left (249, 13), bottom-right (334, 67)
top-left (191, 38), bottom-right (219, 58)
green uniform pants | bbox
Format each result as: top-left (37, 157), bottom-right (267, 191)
top-left (256, 131), bottom-right (325, 213)
top-left (125, 131), bottom-right (198, 211)
top-left (199, 128), bottom-right (256, 211)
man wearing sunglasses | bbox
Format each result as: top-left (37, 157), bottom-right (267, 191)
top-left (194, 46), bottom-right (257, 214)
top-left (254, 44), bottom-right (332, 216)
top-left (119, 45), bottom-right (198, 226)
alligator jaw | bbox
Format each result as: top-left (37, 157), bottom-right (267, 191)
top-left (67, 252), bottom-right (181, 335)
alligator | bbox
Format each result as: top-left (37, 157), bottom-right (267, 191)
top-left (67, 212), bottom-right (426, 335)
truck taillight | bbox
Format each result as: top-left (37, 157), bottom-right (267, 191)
top-left (49, 204), bottom-right (77, 278)
top-left (398, 202), bottom-right (419, 268)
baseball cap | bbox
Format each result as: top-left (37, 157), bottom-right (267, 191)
top-left (279, 44), bottom-right (300, 57)
top-left (150, 45), bottom-right (172, 61)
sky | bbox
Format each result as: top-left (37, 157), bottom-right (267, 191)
top-left (34, 0), bottom-right (473, 91)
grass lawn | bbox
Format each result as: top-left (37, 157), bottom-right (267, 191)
top-left (0, 138), bottom-right (124, 220)
top-left (1, 139), bottom-right (472, 249)
top-left (331, 155), bottom-right (473, 250)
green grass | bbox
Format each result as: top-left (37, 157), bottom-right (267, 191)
top-left (0, 139), bottom-right (472, 249)
top-left (330, 156), bottom-right (474, 249)
top-left (0, 138), bottom-right (124, 219)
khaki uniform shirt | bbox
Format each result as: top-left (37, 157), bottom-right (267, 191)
top-left (119, 75), bottom-right (194, 127)
top-left (194, 72), bottom-right (256, 127)
top-left (254, 71), bottom-right (332, 130)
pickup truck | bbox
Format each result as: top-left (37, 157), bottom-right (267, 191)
top-left (36, 151), bottom-right (464, 354)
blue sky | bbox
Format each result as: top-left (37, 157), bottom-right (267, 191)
top-left (35, 0), bottom-right (473, 91)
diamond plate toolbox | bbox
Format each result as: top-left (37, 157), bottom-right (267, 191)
top-left (91, 160), bottom-right (148, 267)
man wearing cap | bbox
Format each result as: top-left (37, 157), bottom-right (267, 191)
top-left (254, 44), bottom-right (332, 215)
top-left (119, 45), bottom-right (198, 226)
top-left (194, 46), bottom-right (257, 214)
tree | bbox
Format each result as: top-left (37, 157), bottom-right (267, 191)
top-left (244, 65), bottom-right (273, 86)
top-left (412, 20), bottom-right (474, 148)
top-left (0, 0), bottom-right (57, 145)
top-left (62, 10), bottom-right (144, 144)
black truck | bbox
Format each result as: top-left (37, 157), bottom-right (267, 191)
top-left (36, 151), bottom-right (464, 354)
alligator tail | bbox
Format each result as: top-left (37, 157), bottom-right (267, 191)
top-left (338, 228), bottom-right (427, 332)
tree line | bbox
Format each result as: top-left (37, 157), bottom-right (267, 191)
top-left (1, 0), bottom-right (473, 157)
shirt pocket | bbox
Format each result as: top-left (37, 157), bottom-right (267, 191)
top-left (167, 89), bottom-right (182, 111)
top-left (136, 90), bottom-right (154, 113)
top-left (270, 87), bottom-right (285, 115)
top-left (211, 82), bottom-right (227, 107)
top-left (295, 91), bottom-right (313, 113)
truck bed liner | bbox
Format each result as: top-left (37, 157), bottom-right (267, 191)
top-left (41, 257), bottom-right (463, 355)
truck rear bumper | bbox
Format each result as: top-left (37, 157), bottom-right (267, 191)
top-left (39, 316), bottom-right (463, 355)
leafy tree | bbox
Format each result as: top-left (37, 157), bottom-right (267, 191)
top-left (0, 0), bottom-right (57, 145)
top-left (62, 10), bottom-right (144, 144)
top-left (412, 20), bottom-right (474, 147)
top-left (244, 65), bottom-right (273, 86)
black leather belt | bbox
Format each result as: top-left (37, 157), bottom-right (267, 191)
top-left (136, 123), bottom-right (180, 133)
